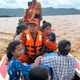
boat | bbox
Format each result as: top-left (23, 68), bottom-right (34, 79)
top-left (0, 53), bottom-right (80, 80)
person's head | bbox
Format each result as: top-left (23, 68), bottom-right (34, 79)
top-left (32, 0), bottom-right (37, 4)
top-left (29, 18), bottom-right (39, 33)
top-left (58, 40), bottom-right (71, 56)
top-left (28, 2), bottom-right (32, 9)
top-left (29, 66), bottom-right (50, 80)
top-left (17, 24), bottom-right (27, 35)
top-left (7, 41), bottom-right (23, 61)
top-left (42, 21), bottom-right (52, 36)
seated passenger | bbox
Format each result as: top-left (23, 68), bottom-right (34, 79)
top-left (14, 24), bottom-right (27, 40)
top-left (40, 40), bottom-right (77, 80)
top-left (7, 41), bottom-right (42, 80)
top-left (22, 53), bottom-right (58, 80)
top-left (38, 21), bottom-right (56, 55)
top-left (29, 66), bottom-right (50, 80)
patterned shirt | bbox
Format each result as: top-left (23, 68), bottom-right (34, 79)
top-left (40, 55), bottom-right (77, 80)
top-left (7, 57), bottom-right (30, 80)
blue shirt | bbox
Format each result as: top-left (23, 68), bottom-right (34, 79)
top-left (40, 55), bottom-right (77, 80)
top-left (22, 53), bottom-right (58, 80)
top-left (14, 33), bottom-right (22, 40)
top-left (7, 57), bottom-right (30, 80)
top-left (7, 53), bottom-right (58, 80)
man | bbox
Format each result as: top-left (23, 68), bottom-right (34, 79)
top-left (32, 0), bottom-right (42, 24)
top-left (19, 18), bottom-right (59, 64)
top-left (23, 2), bottom-right (35, 25)
top-left (40, 40), bottom-right (77, 80)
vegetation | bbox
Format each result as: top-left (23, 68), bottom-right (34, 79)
top-left (0, 15), bottom-right (12, 17)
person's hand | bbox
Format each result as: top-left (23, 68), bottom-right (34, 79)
top-left (23, 62), bottom-right (28, 65)
top-left (25, 20), bottom-right (29, 24)
top-left (57, 52), bottom-right (60, 55)
top-left (5, 59), bottom-right (9, 65)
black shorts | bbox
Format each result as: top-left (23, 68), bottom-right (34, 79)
top-left (34, 14), bottom-right (40, 20)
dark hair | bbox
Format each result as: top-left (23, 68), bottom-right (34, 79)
top-left (58, 40), bottom-right (71, 56)
top-left (43, 20), bottom-right (47, 24)
top-left (7, 40), bottom-right (21, 61)
top-left (29, 66), bottom-right (49, 80)
top-left (42, 21), bottom-right (52, 30)
top-left (28, 2), bottom-right (32, 5)
top-left (17, 24), bottom-right (27, 35)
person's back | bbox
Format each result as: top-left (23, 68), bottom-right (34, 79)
top-left (51, 55), bottom-right (76, 80)
top-left (40, 40), bottom-right (77, 80)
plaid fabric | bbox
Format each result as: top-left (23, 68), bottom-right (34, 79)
top-left (40, 55), bottom-right (77, 80)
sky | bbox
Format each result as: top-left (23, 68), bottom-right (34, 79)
top-left (0, 0), bottom-right (80, 9)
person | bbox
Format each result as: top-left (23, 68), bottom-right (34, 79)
top-left (41, 20), bottom-right (56, 44)
top-left (5, 25), bottom-right (27, 65)
top-left (29, 66), bottom-right (50, 80)
top-left (23, 1), bottom-right (35, 25)
top-left (20, 52), bottom-right (58, 80)
top-left (7, 40), bottom-right (42, 80)
top-left (13, 24), bottom-right (27, 41)
top-left (41, 21), bottom-right (56, 53)
top-left (32, 0), bottom-right (42, 24)
top-left (14, 24), bottom-right (27, 40)
top-left (40, 40), bottom-right (77, 80)
top-left (18, 18), bottom-right (59, 64)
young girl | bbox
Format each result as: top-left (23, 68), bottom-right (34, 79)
top-left (7, 40), bottom-right (42, 80)
top-left (42, 21), bottom-right (56, 44)
top-left (14, 24), bottom-right (27, 40)
top-left (41, 21), bottom-right (56, 53)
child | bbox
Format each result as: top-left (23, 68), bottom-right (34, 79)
top-left (29, 66), bottom-right (50, 80)
top-left (39, 21), bottom-right (56, 54)
top-left (7, 40), bottom-right (42, 80)
top-left (14, 24), bottom-right (27, 40)
top-left (42, 21), bottom-right (56, 44)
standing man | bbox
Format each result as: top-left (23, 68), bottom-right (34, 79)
top-left (32, 0), bottom-right (42, 24)
top-left (19, 18), bottom-right (59, 64)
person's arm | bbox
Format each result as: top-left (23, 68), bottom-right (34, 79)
top-left (42, 33), bottom-right (59, 54)
top-left (38, 2), bottom-right (42, 20)
top-left (40, 8), bottom-right (42, 20)
top-left (35, 46), bottom-right (45, 58)
top-left (23, 9), bottom-right (26, 21)
top-left (40, 56), bottom-right (54, 68)
top-left (13, 30), bottom-right (17, 40)
top-left (31, 56), bottom-right (43, 69)
top-left (30, 10), bottom-right (35, 19)
top-left (19, 33), bottom-right (27, 46)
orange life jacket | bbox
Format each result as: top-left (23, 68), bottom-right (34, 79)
top-left (24, 8), bottom-right (33, 21)
top-left (25, 30), bottom-right (42, 59)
